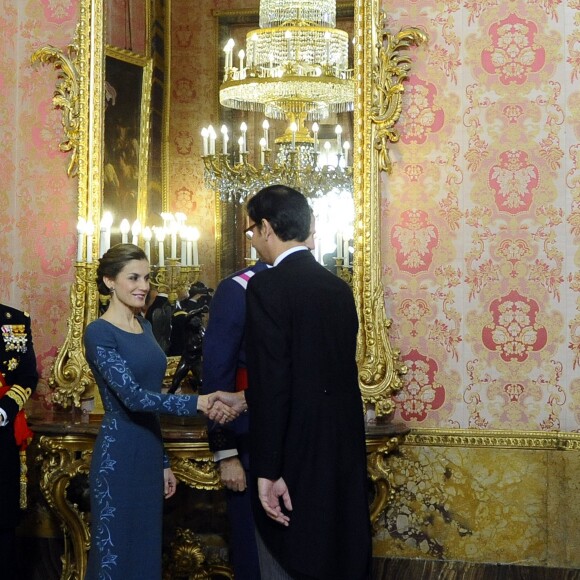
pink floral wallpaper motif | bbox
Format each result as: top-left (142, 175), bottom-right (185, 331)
top-left (383, 0), bottom-right (579, 432)
top-left (0, 0), bottom-right (79, 405)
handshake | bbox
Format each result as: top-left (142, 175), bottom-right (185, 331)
top-left (197, 391), bottom-right (247, 424)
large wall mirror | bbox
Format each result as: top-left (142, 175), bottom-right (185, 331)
top-left (37, 0), bottom-right (425, 417)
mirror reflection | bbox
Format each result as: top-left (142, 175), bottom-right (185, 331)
top-left (91, 0), bottom-right (357, 358)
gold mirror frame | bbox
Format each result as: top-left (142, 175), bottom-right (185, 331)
top-left (33, 0), bottom-right (426, 417)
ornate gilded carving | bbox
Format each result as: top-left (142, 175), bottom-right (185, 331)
top-left (371, 19), bottom-right (428, 175)
top-left (31, 28), bottom-right (82, 178)
top-left (49, 263), bottom-right (98, 408)
top-left (33, 431), bottom-right (225, 579)
top-left (366, 434), bottom-right (406, 530)
top-left (352, 1), bottom-right (426, 415)
top-left (405, 428), bottom-right (580, 450)
top-left (163, 528), bottom-right (234, 580)
top-left (36, 435), bottom-right (93, 580)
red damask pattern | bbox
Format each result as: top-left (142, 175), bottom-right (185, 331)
top-left (488, 150), bottom-right (539, 214)
top-left (482, 290), bottom-right (547, 362)
top-left (396, 349), bottom-right (446, 422)
top-left (400, 76), bottom-right (445, 145)
top-left (391, 209), bottom-right (439, 274)
top-left (481, 14), bottom-right (545, 85)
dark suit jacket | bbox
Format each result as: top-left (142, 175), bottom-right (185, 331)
top-left (0, 304), bottom-right (38, 529)
top-left (245, 250), bottom-right (371, 580)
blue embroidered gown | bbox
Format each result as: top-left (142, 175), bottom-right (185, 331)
top-left (84, 317), bottom-right (199, 580)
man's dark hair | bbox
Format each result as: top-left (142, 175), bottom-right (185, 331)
top-left (246, 184), bottom-right (311, 242)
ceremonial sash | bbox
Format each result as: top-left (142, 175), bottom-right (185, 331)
top-left (0, 379), bottom-right (33, 449)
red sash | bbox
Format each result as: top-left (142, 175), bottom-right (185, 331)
top-left (0, 375), bottom-right (34, 449)
top-left (235, 367), bottom-right (248, 391)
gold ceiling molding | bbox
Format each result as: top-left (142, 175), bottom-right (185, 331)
top-left (404, 428), bottom-right (580, 450)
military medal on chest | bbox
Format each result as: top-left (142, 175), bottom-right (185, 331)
top-left (2, 323), bottom-right (28, 353)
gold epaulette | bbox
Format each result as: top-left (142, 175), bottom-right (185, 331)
top-left (4, 384), bottom-right (32, 410)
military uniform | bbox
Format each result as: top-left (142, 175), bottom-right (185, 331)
top-left (201, 262), bottom-right (267, 580)
top-left (0, 304), bottom-right (38, 579)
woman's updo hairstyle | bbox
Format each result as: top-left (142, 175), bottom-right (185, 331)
top-left (96, 243), bottom-right (148, 295)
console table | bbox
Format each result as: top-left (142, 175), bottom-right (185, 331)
top-left (28, 410), bottom-right (408, 580)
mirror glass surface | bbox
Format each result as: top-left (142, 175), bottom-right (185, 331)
top-left (45, 0), bottom-right (406, 415)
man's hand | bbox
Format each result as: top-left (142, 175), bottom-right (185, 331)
top-left (164, 467), bottom-right (177, 499)
top-left (199, 392), bottom-right (245, 423)
top-left (211, 391), bottom-right (247, 415)
top-left (258, 477), bottom-right (292, 526)
top-left (219, 456), bottom-right (246, 492)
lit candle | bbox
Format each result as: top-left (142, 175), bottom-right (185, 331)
top-left (343, 238), bottom-right (350, 267)
top-left (324, 141), bottom-right (331, 165)
top-left (238, 49), bottom-right (245, 75)
top-left (143, 227), bottom-right (152, 261)
top-left (160, 212), bottom-right (172, 230)
top-left (224, 38), bottom-right (235, 70)
top-left (131, 219), bottom-right (141, 246)
top-left (240, 122), bottom-right (247, 152)
top-left (120, 219), bottom-right (130, 244)
top-left (335, 124), bottom-right (342, 151)
top-left (186, 236), bottom-right (193, 266)
top-left (290, 121), bottom-right (297, 150)
top-left (100, 211), bottom-right (113, 257)
top-left (343, 141), bottom-right (350, 166)
top-left (208, 125), bottom-right (216, 155)
top-left (260, 137), bottom-right (267, 166)
top-left (85, 221), bottom-right (94, 263)
top-left (262, 119), bottom-right (269, 149)
top-left (169, 220), bottom-right (178, 259)
top-left (76, 218), bottom-right (86, 262)
top-left (156, 230), bottom-right (165, 267)
top-left (221, 125), bottom-right (229, 155)
top-left (201, 127), bottom-right (209, 156)
top-left (238, 136), bottom-right (244, 163)
top-left (336, 231), bottom-right (343, 260)
top-left (312, 122), bottom-right (319, 153)
top-left (181, 231), bottom-right (187, 266)
top-left (191, 227), bottom-right (200, 267)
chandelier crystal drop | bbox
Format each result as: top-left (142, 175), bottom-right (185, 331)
top-left (202, 0), bottom-right (354, 204)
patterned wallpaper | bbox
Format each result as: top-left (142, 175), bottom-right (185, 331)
top-left (4, 0), bottom-right (579, 437)
top-left (382, 0), bottom-right (580, 433)
top-left (0, 0), bottom-right (79, 405)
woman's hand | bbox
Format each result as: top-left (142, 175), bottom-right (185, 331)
top-left (164, 467), bottom-right (177, 499)
top-left (198, 391), bottom-right (247, 423)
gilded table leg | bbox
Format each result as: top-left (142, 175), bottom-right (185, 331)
top-left (366, 435), bottom-right (406, 531)
top-left (36, 435), bottom-right (93, 580)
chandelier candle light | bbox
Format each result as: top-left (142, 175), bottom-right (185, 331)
top-left (75, 211), bottom-right (201, 304)
top-left (201, 0), bottom-right (354, 202)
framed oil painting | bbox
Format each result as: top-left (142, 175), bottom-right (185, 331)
top-left (103, 47), bottom-right (152, 235)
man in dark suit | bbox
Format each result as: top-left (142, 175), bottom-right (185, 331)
top-left (0, 304), bottom-right (38, 580)
top-left (201, 260), bottom-right (268, 579)
top-left (244, 185), bottom-right (371, 580)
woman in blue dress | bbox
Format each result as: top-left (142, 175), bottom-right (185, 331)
top-left (84, 243), bottom-right (245, 580)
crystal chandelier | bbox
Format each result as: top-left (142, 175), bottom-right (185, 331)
top-left (201, 0), bottom-right (354, 202)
